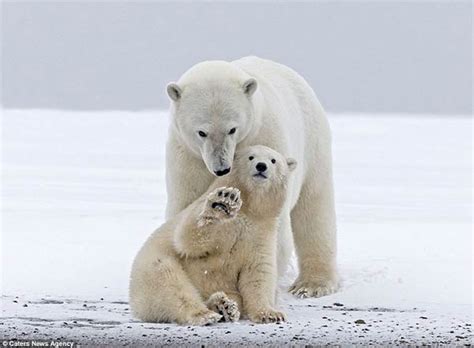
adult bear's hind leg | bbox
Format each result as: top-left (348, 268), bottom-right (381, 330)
top-left (289, 178), bottom-right (339, 298)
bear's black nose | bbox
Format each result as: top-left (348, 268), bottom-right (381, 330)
top-left (214, 168), bottom-right (231, 176)
top-left (256, 162), bottom-right (267, 172)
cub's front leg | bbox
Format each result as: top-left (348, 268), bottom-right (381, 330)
top-left (198, 187), bottom-right (242, 226)
top-left (239, 246), bottom-right (286, 324)
top-left (174, 187), bottom-right (242, 258)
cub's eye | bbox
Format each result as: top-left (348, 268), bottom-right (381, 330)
top-left (228, 127), bottom-right (237, 135)
top-left (249, 156), bottom-right (254, 161)
top-left (271, 159), bottom-right (276, 164)
top-left (198, 131), bottom-right (207, 138)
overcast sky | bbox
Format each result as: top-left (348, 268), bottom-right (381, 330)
top-left (2, 1), bottom-right (472, 114)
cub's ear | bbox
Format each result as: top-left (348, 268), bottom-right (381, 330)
top-left (242, 78), bottom-right (258, 96)
top-left (166, 82), bottom-right (182, 102)
top-left (286, 158), bottom-right (297, 172)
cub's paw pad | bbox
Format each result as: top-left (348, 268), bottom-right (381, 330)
top-left (206, 292), bottom-right (240, 322)
top-left (207, 187), bottom-right (242, 217)
top-left (289, 278), bottom-right (339, 298)
top-left (250, 308), bottom-right (286, 324)
top-left (187, 310), bottom-right (222, 326)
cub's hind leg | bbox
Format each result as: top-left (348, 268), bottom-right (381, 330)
top-left (206, 291), bottom-right (241, 322)
top-left (130, 256), bottom-right (221, 325)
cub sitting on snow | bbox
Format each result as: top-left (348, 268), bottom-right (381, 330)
top-left (129, 145), bottom-right (296, 325)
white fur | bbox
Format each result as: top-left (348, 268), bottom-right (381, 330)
top-left (129, 146), bottom-right (293, 324)
top-left (165, 56), bottom-right (338, 297)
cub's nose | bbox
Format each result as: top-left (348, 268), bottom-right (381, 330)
top-left (256, 162), bottom-right (267, 172)
top-left (214, 167), bottom-right (231, 176)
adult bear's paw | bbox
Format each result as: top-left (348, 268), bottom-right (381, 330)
top-left (289, 277), bottom-right (339, 298)
top-left (248, 308), bottom-right (286, 324)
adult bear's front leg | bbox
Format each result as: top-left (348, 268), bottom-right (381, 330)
top-left (289, 178), bottom-right (339, 298)
top-left (165, 135), bottom-right (214, 218)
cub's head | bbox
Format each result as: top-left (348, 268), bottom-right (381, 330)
top-left (167, 61), bottom-right (259, 177)
top-left (233, 145), bottom-right (297, 193)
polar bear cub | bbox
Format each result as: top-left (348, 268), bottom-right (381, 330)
top-left (129, 145), bottom-right (296, 325)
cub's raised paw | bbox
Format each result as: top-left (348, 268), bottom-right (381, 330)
top-left (206, 291), bottom-right (240, 322)
top-left (185, 309), bottom-right (222, 326)
top-left (249, 308), bottom-right (286, 324)
top-left (207, 187), bottom-right (242, 218)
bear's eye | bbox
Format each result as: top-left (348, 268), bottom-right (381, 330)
top-left (228, 127), bottom-right (236, 135)
top-left (271, 159), bottom-right (276, 164)
top-left (198, 131), bottom-right (207, 138)
top-left (249, 156), bottom-right (254, 161)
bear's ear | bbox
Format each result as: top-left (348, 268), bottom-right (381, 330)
top-left (286, 158), bottom-right (297, 172)
top-left (167, 82), bottom-right (182, 102)
top-left (242, 78), bottom-right (258, 96)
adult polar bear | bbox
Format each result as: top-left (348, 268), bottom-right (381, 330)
top-left (165, 56), bottom-right (337, 297)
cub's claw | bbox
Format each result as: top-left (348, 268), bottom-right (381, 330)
top-left (207, 187), bottom-right (242, 216)
top-left (206, 291), bottom-right (240, 322)
top-left (198, 187), bottom-right (242, 226)
top-left (185, 310), bottom-right (222, 326)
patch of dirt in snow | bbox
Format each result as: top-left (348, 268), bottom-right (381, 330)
top-left (1, 295), bottom-right (472, 346)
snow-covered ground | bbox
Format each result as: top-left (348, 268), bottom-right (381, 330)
top-left (1, 109), bottom-right (472, 346)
